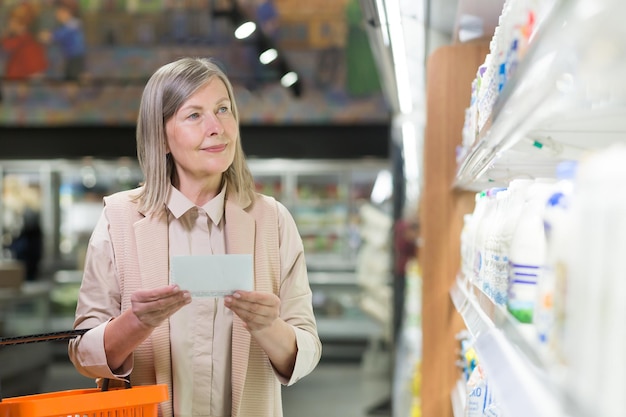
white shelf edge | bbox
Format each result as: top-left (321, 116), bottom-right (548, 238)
top-left (452, 275), bottom-right (561, 375)
top-left (454, 0), bottom-right (626, 190)
top-left (451, 378), bottom-right (466, 417)
top-left (450, 274), bottom-right (596, 417)
top-left (474, 327), bottom-right (564, 417)
top-left (315, 317), bottom-right (382, 340)
top-left (308, 271), bottom-right (358, 286)
top-left (449, 275), bottom-right (495, 341)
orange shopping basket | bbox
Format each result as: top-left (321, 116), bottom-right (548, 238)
top-left (0, 330), bottom-right (168, 417)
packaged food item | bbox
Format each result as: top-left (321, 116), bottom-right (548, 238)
top-left (465, 363), bottom-right (501, 417)
top-left (507, 179), bottom-right (555, 323)
top-left (484, 180), bottom-right (534, 305)
top-left (465, 364), bottom-right (488, 417)
top-left (476, 187), bottom-right (506, 293)
top-left (534, 161), bottom-right (576, 351)
top-left (563, 145), bottom-right (626, 417)
top-left (465, 191), bottom-right (488, 284)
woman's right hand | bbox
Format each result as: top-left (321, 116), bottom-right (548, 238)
top-left (103, 285), bottom-right (190, 372)
top-left (130, 284), bottom-right (192, 328)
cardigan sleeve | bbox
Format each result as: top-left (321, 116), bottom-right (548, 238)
top-left (68, 208), bottom-right (133, 381)
top-left (274, 202), bottom-right (322, 385)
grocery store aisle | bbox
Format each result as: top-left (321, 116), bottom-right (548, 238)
top-left (283, 360), bottom-right (391, 417)
top-left (41, 357), bottom-right (391, 417)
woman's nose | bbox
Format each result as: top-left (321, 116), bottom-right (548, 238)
top-left (205, 113), bottom-right (224, 135)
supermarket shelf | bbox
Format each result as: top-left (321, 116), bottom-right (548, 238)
top-left (0, 282), bottom-right (54, 397)
top-left (450, 275), bottom-right (593, 417)
top-left (308, 271), bottom-right (358, 286)
top-left (49, 316), bottom-right (76, 333)
top-left (0, 281), bottom-right (52, 303)
top-left (316, 317), bottom-right (381, 341)
top-left (306, 254), bottom-right (356, 272)
top-left (297, 225), bottom-right (347, 236)
top-left (315, 315), bottom-right (381, 360)
top-left (450, 378), bottom-right (466, 417)
top-left (454, 0), bottom-right (626, 190)
top-left (450, 276), bottom-right (557, 416)
top-left (293, 199), bottom-right (348, 208)
top-left (449, 275), bottom-right (495, 342)
top-left (474, 327), bottom-right (564, 417)
top-left (0, 342), bottom-right (51, 397)
top-left (449, 2), bottom-right (626, 416)
top-left (450, 274), bottom-right (557, 372)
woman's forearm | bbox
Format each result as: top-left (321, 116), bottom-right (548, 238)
top-left (250, 318), bottom-right (297, 379)
top-left (104, 309), bottom-right (153, 371)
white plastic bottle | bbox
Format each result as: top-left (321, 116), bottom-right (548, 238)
top-left (466, 191), bottom-right (488, 284)
top-left (491, 179), bottom-right (533, 305)
top-left (506, 179), bottom-right (555, 323)
top-left (475, 188), bottom-right (505, 290)
top-left (481, 188), bottom-right (510, 303)
top-left (534, 161), bottom-right (576, 350)
top-left (563, 145), bottom-right (626, 417)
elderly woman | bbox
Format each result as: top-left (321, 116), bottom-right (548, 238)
top-left (69, 57), bottom-right (322, 417)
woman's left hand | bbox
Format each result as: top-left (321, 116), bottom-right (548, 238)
top-left (225, 290), bottom-right (297, 378)
top-left (224, 291), bottom-right (280, 333)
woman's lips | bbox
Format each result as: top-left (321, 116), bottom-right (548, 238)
top-left (204, 144), bottom-right (226, 152)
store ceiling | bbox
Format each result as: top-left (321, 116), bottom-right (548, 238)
top-left (428, 0), bottom-right (459, 36)
top-left (356, 0), bottom-right (504, 206)
top-left (431, 0), bottom-right (504, 40)
top-left (362, 0), bottom-right (504, 114)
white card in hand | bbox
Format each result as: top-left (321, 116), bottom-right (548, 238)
top-left (170, 254), bottom-right (253, 297)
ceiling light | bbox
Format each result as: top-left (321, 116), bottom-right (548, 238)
top-left (259, 48), bottom-right (278, 64)
top-left (385, 0), bottom-right (413, 114)
top-left (280, 72), bottom-right (298, 87)
top-left (234, 21), bottom-right (256, 39)
top-left (374, 0), bottom-right (390, 46)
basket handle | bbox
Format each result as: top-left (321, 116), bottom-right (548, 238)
top-left (0, 329), bottom-right (90, 346)
top-left (0, 330), bottom-right (133, 393)
top-left (0, 329), bottom-right (93, 402)
top-left (101, 378), bottom-right (132, 391)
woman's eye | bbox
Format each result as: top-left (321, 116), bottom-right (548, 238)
top-left (188, 112), bottom-right (200, 120)
top-left (218, 106), bottom-right (229, 114)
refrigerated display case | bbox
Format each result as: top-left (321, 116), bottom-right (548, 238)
top-left (422, 0), bottom-right (626, 416)
top-left (1, 158), bottom-right (391, 359)
top-left (249, 159), bottom-right (391, 355)
top-left (0, 279), bottom-right (53, 397)
top-left (0, 159), bottom-right (144, 274)
top-left (0, 159), bottom-right (145, 341)
top-left (56, 158), bottom-right (144, 270)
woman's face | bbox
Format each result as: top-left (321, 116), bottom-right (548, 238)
top-left (165, 77), bottom-right (238, 192)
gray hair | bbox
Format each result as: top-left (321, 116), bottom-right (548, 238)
top-left (134, 57), bottom-right (255, 215)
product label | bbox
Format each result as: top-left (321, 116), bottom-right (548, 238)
top-left (507, 262), bottom-right (540, 323)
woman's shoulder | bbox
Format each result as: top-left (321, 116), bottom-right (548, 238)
top-left (103, 187), bottom-right (144, 215)
top-left (235, 192), bottom-right (295, 228)
top-left (104, 187), bottom-right (142, 205)
top-left (253, 192), bottom-right (277, 205)
top-left (102, 187), bottom-right (148, 229)
top-left (252, 193), bottom-right (297, 228)
top-left (251, 192), bottom-right (293, 215)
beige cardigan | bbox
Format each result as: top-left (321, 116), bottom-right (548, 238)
top-left (94, 188), bottom-right (303, 417)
